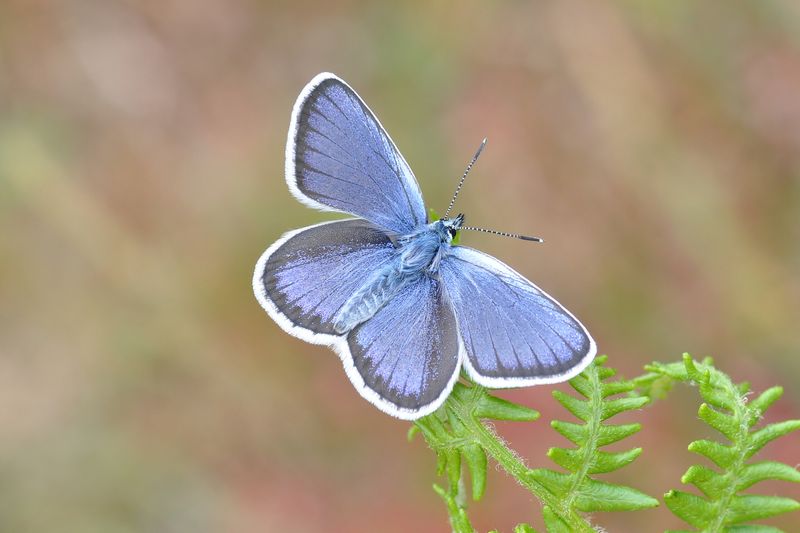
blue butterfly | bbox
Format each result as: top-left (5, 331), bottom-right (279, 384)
top-left (253, 73), bottom-right (596, 420)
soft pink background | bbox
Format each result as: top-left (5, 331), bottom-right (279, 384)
top-left (1, 1), bottom-right (798, 531)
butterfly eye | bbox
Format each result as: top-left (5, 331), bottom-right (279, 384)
top-left (448, 227), bottom-right (457, 239)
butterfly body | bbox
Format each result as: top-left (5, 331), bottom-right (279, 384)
top-left (332, 216), bottom-right (463, 334)
top-left (396, 215), bottom-right (462, 274)
top-left (254, 73), bottom-right (596, 420)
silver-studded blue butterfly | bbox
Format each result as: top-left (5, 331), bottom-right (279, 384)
top-left (253, 73), bottom-right (596, 420)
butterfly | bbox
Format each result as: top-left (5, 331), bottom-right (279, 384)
top-left (253, 73), bottom-right (596, 420)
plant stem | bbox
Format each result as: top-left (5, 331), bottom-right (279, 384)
top-left (705, 381), bottom-right (749, 532)
top-left (563, 364), bottom-right (602, 511)
top-left (447, 388), bottom-right (595, 532)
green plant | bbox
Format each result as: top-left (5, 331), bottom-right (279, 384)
top-left (639, 355), bottom-right (800, 532)
top-left (411, 354), bottom-right (799, 532)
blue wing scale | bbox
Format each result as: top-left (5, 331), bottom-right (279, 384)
top-left (347, 275), bottom-right (461, 412)
top-left (287, 73), bottom-right (427, 234)
top-left (256, 219), bottom-right (396, 336)
top-left (440, 246), bottom-right (596, 386)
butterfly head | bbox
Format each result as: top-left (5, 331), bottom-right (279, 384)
top-left (441, 213), bottom-right (465, 243)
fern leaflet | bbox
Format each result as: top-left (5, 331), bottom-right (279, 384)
top-left (528, 355), bottom-right (659, 531)
top-left (645, 354), bottom-right (800, 532)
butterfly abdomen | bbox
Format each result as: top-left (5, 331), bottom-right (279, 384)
top-left (332, 226), bottom-right (446, 334)
top-left (332, 265), bottom-right (421, 334)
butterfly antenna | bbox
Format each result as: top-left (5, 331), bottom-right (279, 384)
top-left (460, 226), bottom-right (544, 243)
top-left (444, 138), bottom-right (487, 219)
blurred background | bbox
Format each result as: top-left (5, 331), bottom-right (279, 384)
top-left (1, 1), bottom-right (798, 531)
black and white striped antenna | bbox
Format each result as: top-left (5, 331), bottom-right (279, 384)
top-left (445, 138), bottom-right (543, 243)
top-left (460, 226), bottom-right (543, 242)
top-left (444, 138), bottom-right (486, 219)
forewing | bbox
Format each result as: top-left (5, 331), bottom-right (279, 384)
top-left (287, 73), bottom-right (427, 234)
top-left (440, 246), bottom-right (596, 386)
top-left (254, 219), bottom-right (396, 339)
top-left (346, 275), bottom-right (461, 419)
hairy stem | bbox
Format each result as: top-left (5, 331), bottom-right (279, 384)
top-left (563, 364), bottom-right (602, 512)
top-left (705, 381), bottom-right (749, 532)
top-left (447, 386), bottom-right (595, 532)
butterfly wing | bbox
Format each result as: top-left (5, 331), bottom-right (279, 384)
top-left (254, 218), bottom-right (397, 341)
top-left (287, 73), bottom-right (427, 234)
top-left (439, 246), bottom-right (596, 386)
top-left (254, 221), bottom-right (461, 419)
top-left (346, 275), bottom-right (462, 419)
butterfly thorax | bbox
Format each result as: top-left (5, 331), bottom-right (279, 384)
top-left (331, 218), bottom-right (462, 335)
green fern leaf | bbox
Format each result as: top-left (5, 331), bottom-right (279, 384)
top-left (415, 382), bottom-right (544, 531)
top-left (664, 489), bottom-right (717, 528)
top-left (529, 355), bottom-right (659, 525)
top-left (432, 483), bottom-right (476, 533)
top-left (473, 391), bottom-right (540, 421)
top-left (651, 354), bottom-right (800, 532)
top-left (541, 506), bottom-right (572, 533)
top-left (725, 495), bottom-right (800, 524)
top-left (417, 381), bottom-right (601, 531)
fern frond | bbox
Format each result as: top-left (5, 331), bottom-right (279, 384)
top-left (528, 355), bottom-right (659, 529)
top-left (417, 380), bottom-right (609, 531)
top-left (414, 381), bottom-right (540, 533)
top-left (648, 354), bottom-right (800, 532)
top-left (431, 482), bottom-right (476, 533)
top-left (488, 524), bottom-right (540, 533)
